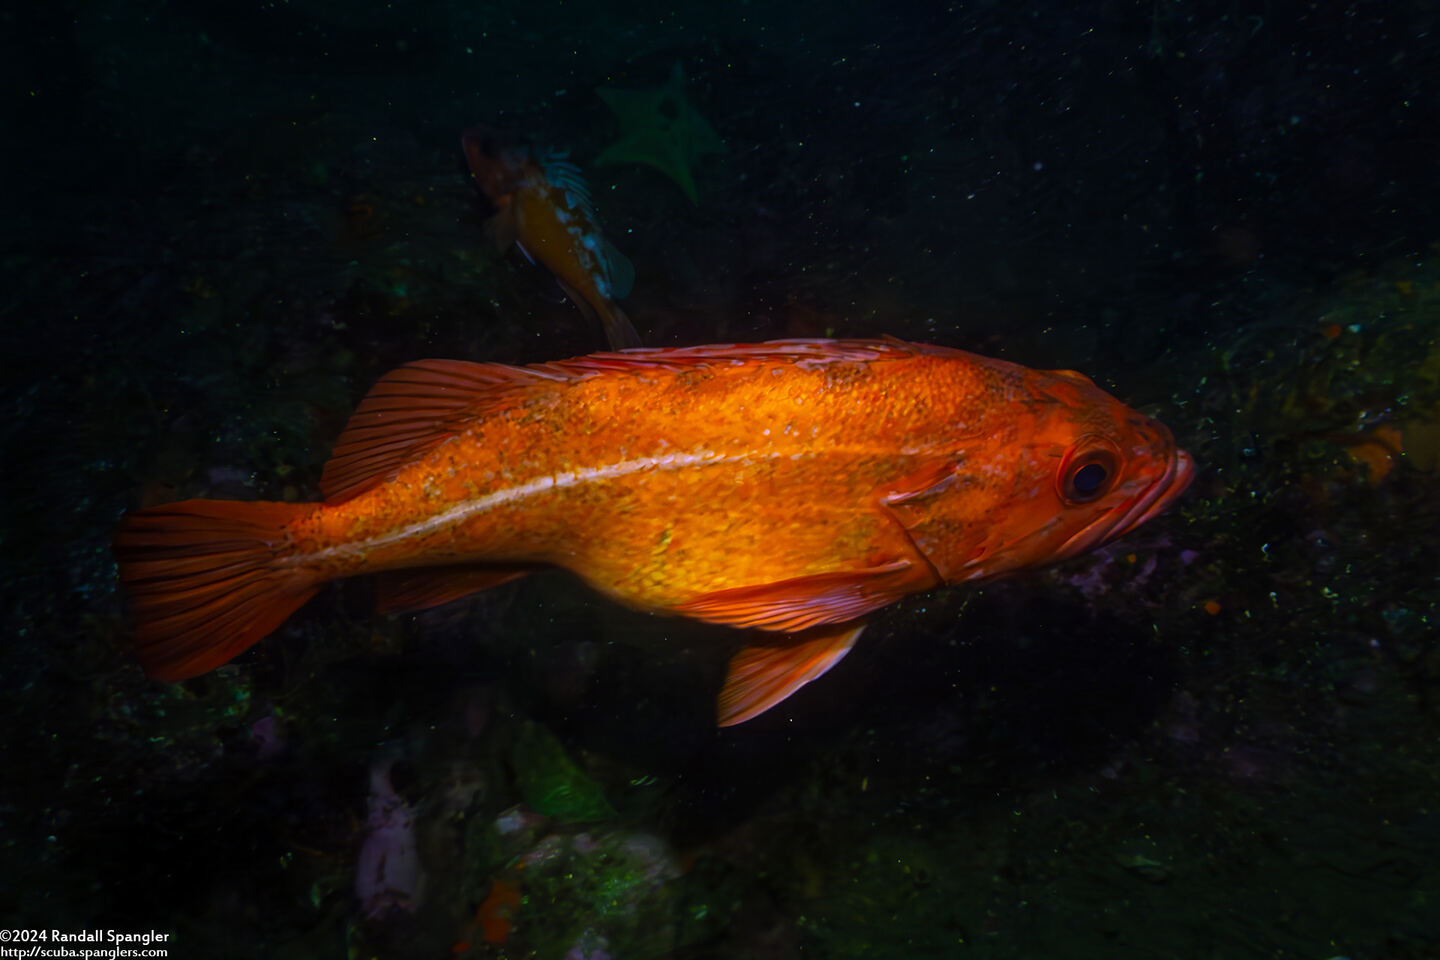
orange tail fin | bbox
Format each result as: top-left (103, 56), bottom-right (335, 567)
top-left (113, 500), bottom-right (320, 681)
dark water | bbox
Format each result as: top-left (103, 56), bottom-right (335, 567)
top-left (2, 2), bottom-right (1438, 957)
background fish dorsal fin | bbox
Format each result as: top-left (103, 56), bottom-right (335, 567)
top-left (320, 359), bottom-right (576, 503)
top-left (538, 152), bottom-right (599, 221)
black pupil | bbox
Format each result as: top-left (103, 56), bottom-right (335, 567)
top-left (1072, 462), bottom-right (1108, 496)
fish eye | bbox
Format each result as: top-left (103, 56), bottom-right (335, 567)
top-left (1073, 462), bottom-right (1107, 494)
top-left (1058, 445), bottom-right (1120, 504)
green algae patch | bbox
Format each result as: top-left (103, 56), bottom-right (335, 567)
top-left (504, 827), bottom-right (691, 959)
top-left (513, 721), bottom-right (617, 822)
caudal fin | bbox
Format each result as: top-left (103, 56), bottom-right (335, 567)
top-left (556, 275), bottom-right (641, 350)
top-left (597, 301), bottom-right (643, 350)
top-left (113, 500), bottom-right (320, 681)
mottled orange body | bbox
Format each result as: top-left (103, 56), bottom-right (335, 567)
top-left (115, 339), bottom-right (1193, 723)
top-left (462, 128), bottom-right (640, 349)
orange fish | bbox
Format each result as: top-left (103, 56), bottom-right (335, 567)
top-left (113, 339), bottom-right (1194, 724)
top-left (462, 127), bottom-right (642, 350)
top-left (453, 878), bottom-right (522, 951)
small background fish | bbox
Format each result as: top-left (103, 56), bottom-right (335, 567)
top-left (462, 127), bottom-right (642, 350)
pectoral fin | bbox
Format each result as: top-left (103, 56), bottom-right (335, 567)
top-left (718, 623), bottom-right (867, 726)
top-left (881, 457), bottom-right (961, 505)
top-left (874, 456), bottom-right (969, 580)
top-left (674, 560), bottom-right (928, 632)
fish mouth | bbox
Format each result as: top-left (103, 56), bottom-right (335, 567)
top-left (1059, 446), bottom-right (1195, 558)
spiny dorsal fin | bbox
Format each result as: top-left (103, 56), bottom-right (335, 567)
top-left (320, 359), bottom-right (579, 503)
top-left (539, 337), bottom-right (921, 376)
top-left (321, 340), bottom-right (929, 503)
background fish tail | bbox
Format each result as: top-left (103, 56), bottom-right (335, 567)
top-left (597, 300), bottom-right (642, 349)
top-left (112, 500), bottom-right (319, 681)
top-left (555, 279), bottom-right (642, 349)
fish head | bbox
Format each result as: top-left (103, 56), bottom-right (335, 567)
top-left (461, 126), bottom-right (531, 206)
top-left (901, 365), bottom-right (1194, 583)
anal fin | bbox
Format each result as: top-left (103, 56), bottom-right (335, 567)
top-left (375, 565), bottom-right (534, 615)
top-left (718, 623), bottom-right (867, 726)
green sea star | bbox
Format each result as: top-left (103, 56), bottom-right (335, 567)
top-left (595, 63), bottom-right (724, 204)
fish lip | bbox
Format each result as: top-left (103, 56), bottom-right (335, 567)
top-left (1058, 446), bottom-right (1195, 557)
top-left (1112, 446), bottom-right (1195, 539)
top-left (1129, 447), bottom-right (1194, 531)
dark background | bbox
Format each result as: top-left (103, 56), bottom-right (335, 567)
top-left (2, 2), bottom-right (1437, 957)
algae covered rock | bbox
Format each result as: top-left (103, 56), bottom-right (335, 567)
top-left (477, 818), bottom-right (690, 959)
top-left (513, 721), bottom-right (617, 822)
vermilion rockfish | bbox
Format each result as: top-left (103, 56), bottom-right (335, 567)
top-left (113, 339), bottom-right (1194, 724)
